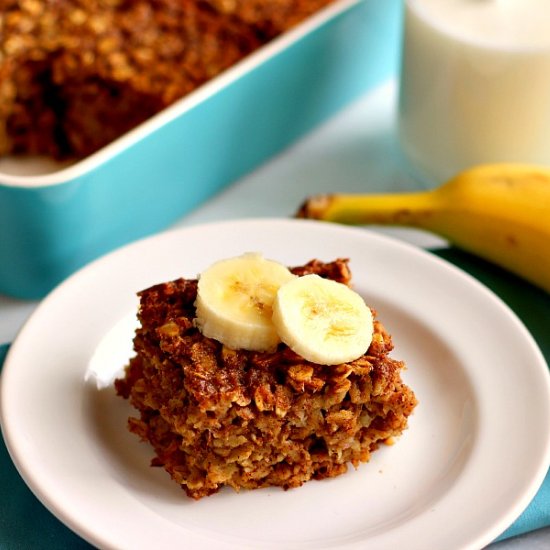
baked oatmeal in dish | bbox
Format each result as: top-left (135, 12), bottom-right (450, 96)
top-left (0, 0), bottom-right (335, 159)
top-left (115, 258), bottom-right (417, 499)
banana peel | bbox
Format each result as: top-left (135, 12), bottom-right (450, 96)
top-left (297, 164), bottom-right (550, 294)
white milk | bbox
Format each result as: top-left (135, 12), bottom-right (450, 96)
top-left (398, 0), bottom-right (550, 183)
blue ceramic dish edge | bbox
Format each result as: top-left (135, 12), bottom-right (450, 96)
top-left (0, 0), bottom-right (403, 299)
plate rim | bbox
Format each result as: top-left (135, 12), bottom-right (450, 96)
top-left (1, 218), bottom-right (549, 549)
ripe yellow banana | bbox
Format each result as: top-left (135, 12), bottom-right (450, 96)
top-left (297, 164), bottom-right (550, 294)
top-left (194, 253), bottom-right (296, 352)
top-left (194, 254), bottom-right (374, 364)
top-left (272, 274), bottom-right (373, 365)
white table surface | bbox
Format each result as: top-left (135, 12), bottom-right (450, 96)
top-left (0, 80), bottom-right (548, 549)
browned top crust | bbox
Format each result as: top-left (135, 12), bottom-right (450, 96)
top-left (117, 259), bottom-right (370, 410)
top-left (117, 258), bottom-right (405, 418)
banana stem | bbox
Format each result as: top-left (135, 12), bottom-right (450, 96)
top-left (297, 190), bottom-right (438, 227)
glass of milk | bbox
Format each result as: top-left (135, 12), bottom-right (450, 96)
top-left (398, 0), bottom-right (550, 184)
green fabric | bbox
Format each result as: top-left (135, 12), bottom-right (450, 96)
top-left (0, 344), bottom-right (92, 549)
top-left (0, 248), bottom-right (548, 546)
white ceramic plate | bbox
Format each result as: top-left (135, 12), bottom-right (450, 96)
top-left (1, 219), bottom-right (549, 550)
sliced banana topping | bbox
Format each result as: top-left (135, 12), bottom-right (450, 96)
top-left (272, 274), bottom-right (373, 365)
top-left (194, 253), bottom-right (296, 352)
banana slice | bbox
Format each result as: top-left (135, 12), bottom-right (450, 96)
top-left (272, 274), bottom-right (373, 365)
top-left (194, 253), bottom-right (296, 352)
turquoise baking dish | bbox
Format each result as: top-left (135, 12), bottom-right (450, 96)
top-left (0, 0), bottom-right (402, 299)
